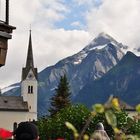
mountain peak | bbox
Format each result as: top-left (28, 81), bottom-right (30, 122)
top-left (83, 32), bottom-right (123, 52)
top-left (118, 51), bottom-right (139, 66)
top-left (93, 32), bottom-right (116, 45)
top-left (123, 51), bottom-right (138, 60)
top-left (126, 51), bottom-right (137, 57)
top-left (97, 32), bottom-right (113, 39)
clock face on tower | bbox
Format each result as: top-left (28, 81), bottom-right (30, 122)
top-left (28, 73), bottom-right (33, 79)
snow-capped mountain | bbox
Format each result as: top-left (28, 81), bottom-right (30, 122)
top-left (3, 33), bottom-right (126, 116)
top-left (74, 51), bottom-right (140, 107)
top-left (83, 32), bottom-right (128, 52)
top-left (1, 84), bottom-right (20, 94)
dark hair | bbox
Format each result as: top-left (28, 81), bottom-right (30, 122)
top-left (14, 122), bottom-right (39, 140)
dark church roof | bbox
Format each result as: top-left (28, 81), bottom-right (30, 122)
top-left (22, 31), bottom-right (37, 80)
top-left (0, 96), bottom-right (28, 111)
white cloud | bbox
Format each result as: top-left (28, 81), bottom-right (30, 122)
top-left (33, 28), bottom-right (91, 69)
top-left (0, 0), bottom-right (92, 88)
top-left (2, 0), bottom-right (140, 88)
top-left (86, 0), bottom-right (140, 48)
top-left (71, 21), bottom-right (84, 29)
top-left (0, 29), bottom-right (91, 88)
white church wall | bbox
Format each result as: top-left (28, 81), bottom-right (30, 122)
top-left (21, 80), bottom-right (38, 113)
top-left (0, 31), bottom-right (38, 132)
top-left (0, 111), bottom-right (29, 131)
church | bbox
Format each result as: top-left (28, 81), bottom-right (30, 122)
top-left (0, 31), bottom-right (38, 131)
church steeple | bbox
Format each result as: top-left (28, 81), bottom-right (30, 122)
top-left (26, 30), bottom-right (34, 68)
top-left (21, 30), bottom-right (38, 120)
top-left (22, 31), bottom-right (37, 81)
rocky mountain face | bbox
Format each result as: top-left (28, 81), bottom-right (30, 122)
top-left (3, 33), bottom-right (126, 116)
top-left (74, 51), bottom-right (140, 107)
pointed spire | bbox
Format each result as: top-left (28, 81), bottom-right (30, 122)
top-left (26, 30), bottom-right (34, 68)
top-left (22, 30), bottom-right (37, 81)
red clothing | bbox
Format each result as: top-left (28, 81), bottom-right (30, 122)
top-left (0, 128), bottom-right (13, 140)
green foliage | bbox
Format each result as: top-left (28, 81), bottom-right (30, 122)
top-left (113, 110), bottom-right (140, 137)
top-left (38, 104), bottom-right (90, 140)
top-left (136, 104), bottom-right (140, 113)
top-left (89, 113), bottom-right (114, 138)
top-left (38, 97), bottom-right (140, 140)
top-left (48, 74), bottom-right (71, 116)
top-left (105, 110), bottom-right (117, 128)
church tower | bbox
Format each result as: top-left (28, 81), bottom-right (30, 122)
top-left (21, 31), bottom-right (38, 120)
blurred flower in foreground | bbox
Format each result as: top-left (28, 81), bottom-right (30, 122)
top-left (0, 128), bottom-right (13, 140)
top-left (111, 98), bottom-right (120, 110)
top-left (92, 104), bottom-right (104, 113)
top-left (113, 127), bottom-right (121, 134)
top-left (105, 110), bottom-right (117, 128)
top-left (136, 104), bottom-right (140, 113)
top-left (65, 121), bottom-right (79, 139)
top-left (83, 134), bottom-right (89, 140)
top-left (65, 122), bottom-right (77, 133)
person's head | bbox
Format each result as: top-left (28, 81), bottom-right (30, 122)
top-left (95, 122), bottom-right (104, 130)
top-left (14, 122), bottom-right (39, 140)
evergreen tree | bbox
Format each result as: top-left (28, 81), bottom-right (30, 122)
top-left (49, 74), bottom-right (71, 116)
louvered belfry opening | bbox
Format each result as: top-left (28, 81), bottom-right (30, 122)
top-left (0, 0), bottom-right (16, 67)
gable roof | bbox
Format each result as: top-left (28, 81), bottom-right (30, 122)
top-left (0, 96), bottom-right (28, 111)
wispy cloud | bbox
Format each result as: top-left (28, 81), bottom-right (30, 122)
top-left (71, 21), bottom-right (84, 29)
top-left (86, 0), bottom-right (140, 48)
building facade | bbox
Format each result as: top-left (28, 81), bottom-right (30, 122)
top-left (0, 31), bottom-right (38, 131)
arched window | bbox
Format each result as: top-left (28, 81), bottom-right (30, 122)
top-left (28, 85), bottom-right (33, 94)
top-left (31, 86), bottom-right (33, 93)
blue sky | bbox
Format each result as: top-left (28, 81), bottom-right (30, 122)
top-left (1, 0), bottom-right (140, 88)
top-left (55, 0), bottom-right (102, 30)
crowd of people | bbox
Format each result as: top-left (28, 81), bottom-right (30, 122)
top-left (0, 122), bottom-right (111, 140)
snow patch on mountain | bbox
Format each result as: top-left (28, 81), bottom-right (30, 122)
top-left (89, 44), bottom-right (107, 51)
top-left (73, 44), bottom-right (106, 65)
top-left (73, 51), bottom-right (88, 65)
top-left (84, 32), bottom-right (128, 54)
top-left (1, 85), bottom-right (20, 94)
